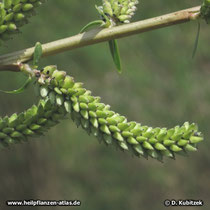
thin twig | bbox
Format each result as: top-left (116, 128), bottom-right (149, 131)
top-left (0, 6), bottom-right (201, 72)
top-left (0, 64), bottom-right (20, 72)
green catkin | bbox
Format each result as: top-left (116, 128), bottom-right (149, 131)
top-left (0, 99), bottom-right (66, 148)
top-left (0, 0), bottom-right (45, 45)
top-left (35, 66), bottom-right (204, 161)
top-left (0, 66), bottom-right (204, 161)
top-left (96, 0), bottom-right (139, 27)
top-left (90, 1), bottom-right (139, 73)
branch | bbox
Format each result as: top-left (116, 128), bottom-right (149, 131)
top-left (0, 6), bottom-right (201, 71)
top-left (0, 64), bottom-right (20, 72)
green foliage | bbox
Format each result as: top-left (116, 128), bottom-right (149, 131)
top-left (32, 41), bottom-right (42, 68)
top-left (80, 20), bottom-right (104, 33)
top-left (108, 39), bottom-right (122, 73)
top-left (0, 76), bottom-right (33, 94)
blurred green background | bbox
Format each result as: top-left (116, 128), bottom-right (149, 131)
top-left (0, 0), bottom-right (209, 209)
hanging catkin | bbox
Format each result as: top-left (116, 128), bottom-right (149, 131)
top-left (1, 65), bottom-right (203, 162)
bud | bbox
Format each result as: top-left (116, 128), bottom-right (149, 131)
top-left (0, 25), bottom-right (7, 34)
top-left (14, 13), bottom-right (25, 21)
top-left (22, 3), bottom-right (34, 12)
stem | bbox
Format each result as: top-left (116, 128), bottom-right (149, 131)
top-left (0, 64), bottom-right (20, 72)
top-left (0, 6), bottom-right (201, 71)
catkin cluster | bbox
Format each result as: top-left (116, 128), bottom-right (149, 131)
top-left (28, 66), bottom-right (203, 161)
top-left (96, 0), bottom-right (139, 27)
top-left (0, 0), bottom-right (44, 45)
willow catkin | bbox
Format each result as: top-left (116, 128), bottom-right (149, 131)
top-left (0, 98), bottom-right (67, 149)
top-left (0, 0), bottom-right (45, 45)
top-left (96, 0), bottom-right (139, 27)
top-left (0, 66), bottom-right (204, 161)
top-left (30, 65), bottom-right (203, 161)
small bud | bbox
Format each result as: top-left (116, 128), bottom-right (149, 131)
top-left (22, 3), bottom-right (33, 12)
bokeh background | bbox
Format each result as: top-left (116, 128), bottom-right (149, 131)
top-left (0, 0), bottom-right (209, 209)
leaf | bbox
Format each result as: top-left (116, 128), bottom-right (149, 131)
top-left (108, 39), bottom-right (122, 73)
top-left (80, 20), bottom-right (104, 33)
top-left (192, 21), bottom-right (200, 58)
top-left (33, 42), bottom-right (43, 68)
top-left (0, 77), bottom-right (33, 94)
